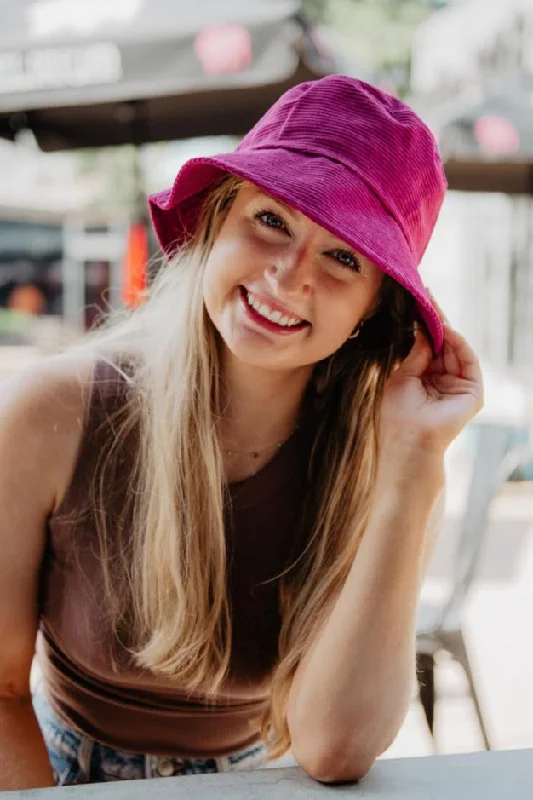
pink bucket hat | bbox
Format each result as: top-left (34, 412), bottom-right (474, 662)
top-left (149, 75), bottom-right (447, 353)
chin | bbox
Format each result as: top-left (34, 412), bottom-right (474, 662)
top-left (220, 334), bottom-right (292, 370)
top-left (228, 345), bottom-right (287, 370)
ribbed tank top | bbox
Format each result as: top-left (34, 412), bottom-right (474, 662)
top-left (37, 360), bottom-right (313, 757)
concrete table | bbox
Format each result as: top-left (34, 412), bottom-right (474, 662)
top-left (4, 749), bottom-right (533, 798)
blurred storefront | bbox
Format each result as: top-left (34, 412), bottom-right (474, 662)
top-left (0, 139), bottom-right (126, 342)
top-left (0, 204), bottom-right (63, 343)
top-left (410, 0), bottom-right (533, 477)
top-left (410, 0), bottom-right (533, 382)
top-left (0, 210), bottom-right (62, 311)
top-left (0, 206), bottom-right (129, 343)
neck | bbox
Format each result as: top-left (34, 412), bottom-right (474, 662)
top-left (220, 350), bottom-right (313, 452)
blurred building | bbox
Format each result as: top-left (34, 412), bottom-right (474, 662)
top-left (410, 0), bottom-right (533, 390)
top-left (0, 204), bottom-right (62, 317)
top-left (0, 138), bottom-right (129, 339)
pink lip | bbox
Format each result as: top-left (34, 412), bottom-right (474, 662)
top-left (238, 286), bottom-right (309, 335)
top-left (242, 286), bottom-right (307, 322)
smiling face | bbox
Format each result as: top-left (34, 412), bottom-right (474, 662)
top-left (202, 183), bottom-right (384, 374)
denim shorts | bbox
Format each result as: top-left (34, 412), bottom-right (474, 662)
top-left (32, 687), bottom-right (267, 785)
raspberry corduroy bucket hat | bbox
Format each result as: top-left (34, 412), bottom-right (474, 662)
top-left (149, 75), bottom-right (447, 353)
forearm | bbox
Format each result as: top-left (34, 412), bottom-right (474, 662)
top-left (0, 696), bottom-right (55, 790)
top-left (288, 453), bottom-right (445, 782)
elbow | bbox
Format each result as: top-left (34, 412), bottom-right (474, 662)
top-left (292, 740), bottom-right (376, 785)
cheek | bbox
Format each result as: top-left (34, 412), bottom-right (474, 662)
top-left (204, 234), bottom-right (261, 295)
top-left (203, 242), bottom-right (239, 305)
top-left (318, 288), bottom-right (369, 340)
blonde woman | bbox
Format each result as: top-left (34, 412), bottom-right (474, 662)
top-left (0, 76), bottom-right (483, 789)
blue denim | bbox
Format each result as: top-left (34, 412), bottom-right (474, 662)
top-left (32, 687), bottom-right (267, 785)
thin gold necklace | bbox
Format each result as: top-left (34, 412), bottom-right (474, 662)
top-left (224, 427), bottom-right (298, 459)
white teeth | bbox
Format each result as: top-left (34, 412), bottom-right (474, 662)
top-left (245, 291), bottom-right (303, 328)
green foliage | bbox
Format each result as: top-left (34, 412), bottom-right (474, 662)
top-left (302, 0), bottom-right (435, 93)
top-left (74, 143), bottom-right (167, 218)
top-left (302, 0), bottom-right (329, 22)
top-left (303, 0), bottom-right (435, 22)
top-left (74, 146), bottom-right (138, 214)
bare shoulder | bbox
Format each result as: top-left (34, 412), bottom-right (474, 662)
top-left (0, 354), bottom-right (99, 697)
top-left (0, 352), bottom-right (96, 512)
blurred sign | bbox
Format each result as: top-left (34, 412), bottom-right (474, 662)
top-left (194, 26), bottom-right (253, 75)
top-left (0, 43), bottom-right (122, 93)
top-left (474, 115), bottom-right (520, 156)
top-left (27, 0), bottom-right (143, 39)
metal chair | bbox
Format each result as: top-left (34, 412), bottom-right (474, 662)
top-left (415, 422), bottom-right (526, 751)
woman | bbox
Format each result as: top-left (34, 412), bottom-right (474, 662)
top-left (0, 76), bottom-right (483, 789)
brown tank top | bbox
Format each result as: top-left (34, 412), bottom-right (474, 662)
top-left (37, 360), bottom-right (313, 758)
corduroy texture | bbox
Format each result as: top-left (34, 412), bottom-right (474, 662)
top-left (149, 75), bottom-right (447, 353)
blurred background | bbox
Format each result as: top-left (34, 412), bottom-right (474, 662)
top-left (1, 0), bottom-right (532, 763)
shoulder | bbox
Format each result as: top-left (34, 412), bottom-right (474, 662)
top-left (0, 353), bottom-right (97, 513)
top-left (0, 352), bottom-right (95, 426)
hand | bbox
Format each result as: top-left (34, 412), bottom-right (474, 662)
top-left (381, 306), bottom-right (484, 458)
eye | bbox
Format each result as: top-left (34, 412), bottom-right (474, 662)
top-left (254, 209), bottom-right (289, 233)
top-left (329, 249), bottom-right (362, 272)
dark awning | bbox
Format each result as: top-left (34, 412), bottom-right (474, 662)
top-left (0, 0), bottom-right (334, 151)
top-left (444, 158), bottom-right (533, 196)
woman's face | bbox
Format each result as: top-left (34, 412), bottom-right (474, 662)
top-left (202, 184), bottom-right (384, 372)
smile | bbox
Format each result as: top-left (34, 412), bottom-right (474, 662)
top-left (239, 287), bottom-right (309, 334)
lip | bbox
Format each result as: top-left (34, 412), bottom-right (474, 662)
top-left (241, 286), bottom-right (308, 322)
top-left (238, 286), bottom-right (310, 335)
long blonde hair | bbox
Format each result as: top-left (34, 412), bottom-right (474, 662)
top-left (78, 175), bottom-right (417, 758)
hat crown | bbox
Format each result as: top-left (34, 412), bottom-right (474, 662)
top-left (239, 75), bottom-right (446, 263)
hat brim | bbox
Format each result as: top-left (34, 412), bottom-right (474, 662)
top-left (148, 151), bottom-right (443, 353)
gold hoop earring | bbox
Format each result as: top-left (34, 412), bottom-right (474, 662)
top-left (348, 321), bottom-right (365, 340)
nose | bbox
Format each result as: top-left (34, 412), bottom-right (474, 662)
top-left (264, 248), bottom-right (314, 297)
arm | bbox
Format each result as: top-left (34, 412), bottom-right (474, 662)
top-left (0, 356), bottom-right (90, 790)
top-left (287, 454), bottom-right (444, 784)
top-left (288, 322), bottom-right (483, 784)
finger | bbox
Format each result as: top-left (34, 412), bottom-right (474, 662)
top-left (396, 326), bottom-right (433, 377)
top-left (426, 321), bottom-right (476, 379)
top-left (427, 342), bottom-right (446, 374)
top-left (442, 334), bottom-right (462, 376)
top-left (441, 324), bottom-right (483, 386)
